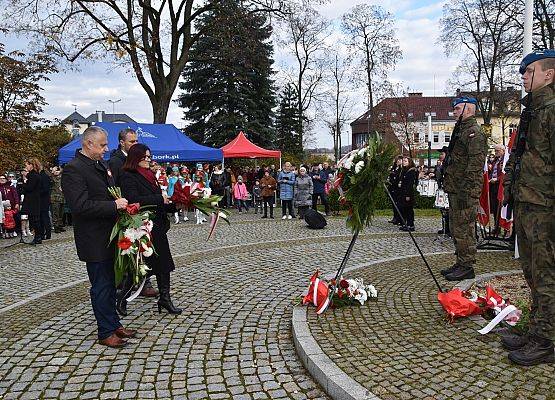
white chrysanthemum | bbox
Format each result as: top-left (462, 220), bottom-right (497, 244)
top-left (121, 245), bottom-right (136, 256)
top-left (354, 289), bottom-right (368, 305)
top-left (357, 147), bottom-right (366, 157)
top-left (124, 228), bottom-right (140, 242)
top-left (367, 285), bottom-right (378, 298)
top-left (354, 160), bottom-right (365, 174)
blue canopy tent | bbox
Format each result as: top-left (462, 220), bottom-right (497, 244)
top-left (58, 122), bottom-right (222, 164)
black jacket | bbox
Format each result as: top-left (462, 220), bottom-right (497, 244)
top-left (108, 148), bottom-right (126, 186)
top-left (398, 167), bottom-right (418, 207)
top-left (62, 151), bottom-right (118, 262)
top-left (120, 170), bottom-right (176, 274)
top-left (21, 170), bottom-right (41, 217)
top-left (39, 170), bottom-right (52, 210)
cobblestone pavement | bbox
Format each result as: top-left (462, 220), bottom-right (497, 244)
top-left (0, 213), bottom-right (449, 399)
top-left (307, 252), bottom-right (555, 400)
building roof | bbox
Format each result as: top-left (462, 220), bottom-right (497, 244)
top-left (61, 111), bottom-right (88, 124)
top-left (351, 94), bottom-right (456, 128)
top-left (85, 111), bottom-right (136, 124)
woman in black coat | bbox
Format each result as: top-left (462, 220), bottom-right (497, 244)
top-left (21, 158), bottom-right (43, 244)
top-left (120, 144), bottom-right (182, 315)
top-left (398, 156), bottom-right (418, 231)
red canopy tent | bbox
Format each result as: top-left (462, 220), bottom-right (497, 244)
top-left (221, 132), bottom-right (281, 166)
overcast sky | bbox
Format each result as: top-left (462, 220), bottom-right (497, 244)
top-left (3, 0), bottom-right (458, 148)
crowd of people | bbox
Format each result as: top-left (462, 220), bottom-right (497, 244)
top-left (152, 160), bottom-right (335, 221)
top-left (0, 161), bottom-right (67, 244)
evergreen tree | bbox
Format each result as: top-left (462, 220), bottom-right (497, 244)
top-left (178, 1), bottom-right (276, 148)
top-left (275, 83), bottom-right (302, 156)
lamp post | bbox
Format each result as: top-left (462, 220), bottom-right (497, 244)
top-left (108, 99), bottom-right (122, 115)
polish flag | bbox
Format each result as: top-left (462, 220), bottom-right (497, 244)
top-left (498, 131), bottom-right (517, 231)
top-left (477, 160), bottom-right (490, 226)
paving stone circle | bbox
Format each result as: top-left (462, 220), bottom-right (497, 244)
top-left (0, 212), bottom-right (490, 399)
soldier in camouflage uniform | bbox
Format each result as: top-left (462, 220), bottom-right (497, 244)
top-left (50, 166), bottom-right (65, 233)
top-left (441, 96), bottom-right (487, 281)
top-left (500, 50), bottom-right (555, 366)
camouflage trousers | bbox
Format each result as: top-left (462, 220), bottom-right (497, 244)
top-left (448, 194), bottom-right (478, 267)
top-left (514, 202), bottom-right (555, 341)
top-left (51, 201), bottom-right (65, 229)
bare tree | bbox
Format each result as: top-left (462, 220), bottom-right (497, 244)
top-left (341, 3), bottom-right (401, 130)
top-left (534, 0), bottom-right (555, 49)
top-left (280, 4), bottom-right (330, 150)
top-left (1, 0), bottom-right (288, 123)
top-left (440, 0), bottom-right (521, 125)
top-left (322, 53), bottom-right (353, 164)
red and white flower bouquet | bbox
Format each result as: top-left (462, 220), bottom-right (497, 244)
top-left (108, 187), bottom-right (156, 286)
top-left (302, 270), bottom-right (377, 314)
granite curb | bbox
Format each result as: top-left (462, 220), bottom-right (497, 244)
top-left (292, 253), bottom-right (521, 400)
top-left (292, 251), bottom-right (455, 400)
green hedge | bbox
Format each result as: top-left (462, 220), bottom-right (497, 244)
top-left (328, 186), bottom-right (435, 211)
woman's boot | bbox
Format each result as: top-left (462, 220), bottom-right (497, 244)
top-left (156, 273), bottom-right (182, 315)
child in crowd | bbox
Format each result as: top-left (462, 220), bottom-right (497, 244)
top-left (167, 167), bottom-right (181, 224)
top-left (191, 174), bottom-right (206, 224)
top-left (233, 176), bottom-right (249, 212)
top-left (2, 202), bottom-right (17, 238)
top-left (252, 180), bottom-right (262, 214)
top-left (324, 173), bottom-right (334, 195)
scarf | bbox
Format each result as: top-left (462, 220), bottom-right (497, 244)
top-left (137, 167), bottom-right (159, 189)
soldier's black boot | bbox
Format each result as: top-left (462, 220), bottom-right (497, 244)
top-left (501, 332), bottom-right (530, 351)
top-left (440, 263), bottom-right (459, 276)
top-left (508, 335), bottom-right (555, 366)
top-left (444, 264), bottom-right (475, 281)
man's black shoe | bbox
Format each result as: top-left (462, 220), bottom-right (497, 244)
top-left (501, 332), bottom-right (530, 351)
top-left (508, 335), bottom-right (554, 366)
top-left (444, 265), bottom-right (475, 281)
top-left (399, 225), bottom-right (408, 231)
top-left (440, 263), bottom-right (459, 276)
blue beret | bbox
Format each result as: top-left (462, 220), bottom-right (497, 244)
top-left (452, 96), bottom-right (477, 107)
top-left (519, 49), bottom-right (555, 74)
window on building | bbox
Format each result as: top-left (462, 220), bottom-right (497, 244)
top-left (431, 112), bottom-right (437, 117)
top-left (448, 111), bottom-right (454, 117)
top-left (433, 132), bottom-right (439, 143)
top-left (408, 112), bottom-right (414, 118)
top-left (355, 133), bottom-right (369, 148)
top-left (445, 133), bottom-right (451, 142)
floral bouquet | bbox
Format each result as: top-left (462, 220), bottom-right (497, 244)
top-left (302, 270), bottom-right (377, 314)
top-left (331, 277), bottom-right (378, 307)
top-left (108, 187), bottom-right (155, 287)
top-left (171, 182), bottom-right (230, 239)
top-left (335, 136), bottom-right (396, 232)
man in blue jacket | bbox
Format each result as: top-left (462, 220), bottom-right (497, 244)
top-left (311, 164), bottom-right (330, 216)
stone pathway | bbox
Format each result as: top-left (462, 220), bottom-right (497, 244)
top-left (305, 252), bottom-right (555, 400)
top-left (0, 213), bottom-right (449, 399)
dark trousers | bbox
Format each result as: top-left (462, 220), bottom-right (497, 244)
top-left (263, 196), bottom-right (274, 217)
top-left (281, 200), bottom-right (295, 217)
top-left (311, 193), bottom-right (329, 214)
top-left (40, 209), bottom-right (51, 238)
top-left (390, 190), bottom-right (401, 222)
top-left (86, 259), bottom-right (121, 340)
top-left (401, 205), bottom-right (414, 227)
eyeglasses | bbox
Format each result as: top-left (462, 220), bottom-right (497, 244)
top-left (143, 155), bottom-right (152, 160)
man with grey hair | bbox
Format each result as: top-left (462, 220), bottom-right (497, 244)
top-left (62, 126), bottom-right (136, 348)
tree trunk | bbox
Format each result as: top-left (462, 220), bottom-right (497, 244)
top-left (151, 88), bottom-right (172, 123)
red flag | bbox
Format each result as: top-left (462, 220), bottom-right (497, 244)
top-left (477, 160), bottom-right (490, 226)
top-left (498, 131), bottom-right (517, 231)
